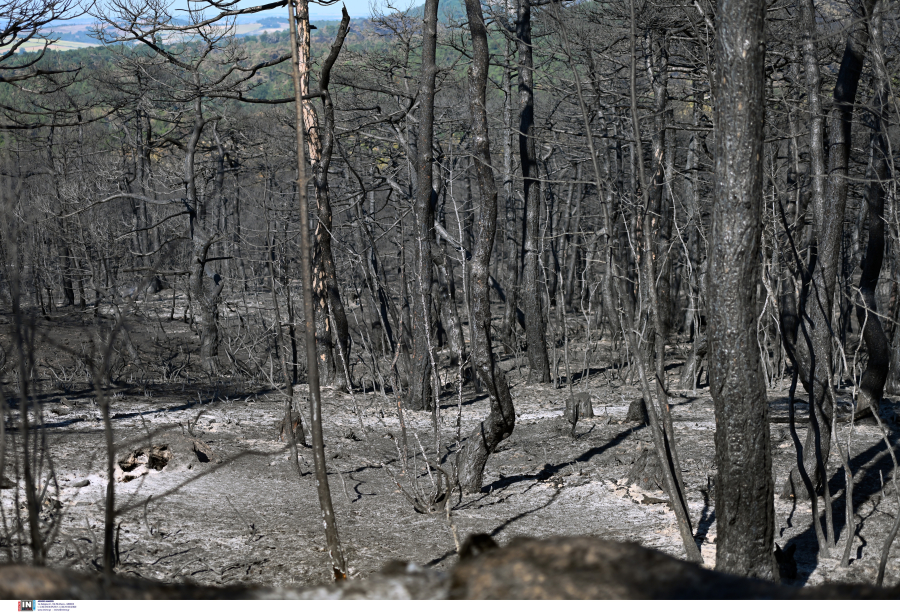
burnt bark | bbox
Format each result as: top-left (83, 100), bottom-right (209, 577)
top-left (312, 11), bottom-right (352, 390)
top-left (710, 0), bottom-right (776, 579)
top-left (287, 0), bottom-right (346, 579)
top-left (855, 2), bottom-right (890, 415)
top-left (517, 0), bottom-right (551, 383)
top-left (406, 0), bottom-right (440, 412)
top-left (293, 0), bottom-right (350, 391)
top-left (183, 95), bottom-right (222, 374)
top-left (783, 0), bottom-right (878, 500)
top-left (645, 29), bottom-right (671, 387)
top-left (458, 0), bottom-right (516, 494)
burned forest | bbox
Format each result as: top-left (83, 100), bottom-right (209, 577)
top-left (2, 0), bottom-right (900, 598)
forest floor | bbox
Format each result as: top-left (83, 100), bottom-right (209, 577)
top-left (2, 296), bottom-right (900, 593)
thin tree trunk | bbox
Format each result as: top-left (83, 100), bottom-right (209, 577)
top-left (296, 0), bottom-right (349, 390)
top-left (645, 29), bottom-right (671, 388)
top-left (458, 0), bottom-right (516, 493)
top-left (287, 0), bottom-right (346, 579)
top-left (501, 32), bottom-right (519, 347)
top-left (517, 0), bottom-right (551, 383)
top-left (552, 1), bottom-right (700, 562)
top-left (183, 92), bottom-right (221, 374)
top-left (856, 1), bottom-right (890, 416)
top-left (406, 0), bottom-right (440, 412)
top-left (784, 0), bottom-right (877, 501)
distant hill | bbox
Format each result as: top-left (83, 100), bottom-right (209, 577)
top-left (408, 0), bottom-right (468, 23)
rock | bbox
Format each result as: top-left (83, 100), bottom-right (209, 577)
top-left (297, 561), bottom-right (449, 600)
top-left (69, 479), bottom-right (90, 488)
top-left (1, 537), bottom-right (898, 599)
top-left (0, 564), bottom-right (255, 599)
top-left (459, 532), bottom-right (499, 560)
top-left (43, 497), bottom-right (62, 510)
top-left (448, 535), bottom-right (900, 599)
top-left (191, 439), bottom-right (216, 463)
top-left (625, 447), bottom-right (664, 490)
top-left (0, 476), bottom-right (14, 489)
top-left (148, 276), bottom-right (168, 294)
top-left (639, 496), bottom-right (669, 506)
top-left (625, 398), bottom-right (649, 424)
top-left (564, 392), bottom-right (593, 424)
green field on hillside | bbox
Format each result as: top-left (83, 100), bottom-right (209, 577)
top-left (1, 38), bottom-right (100, 53)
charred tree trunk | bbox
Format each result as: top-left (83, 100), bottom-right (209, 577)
top-left (296, 0), bottom-right (350, 391)
top-left (407, 0), bottom-right (440, 412)
top-left (458, 0), bottom-right (516, 494)
top-left (710, 0), bottom-right (776, 579)
top-left (501, 33), bottom-right (519, 348)
top-left (437, 246), bottom-right (466, 367)
top-left (645, 29), bottom-right (671, 388)
top-left (184, 93), bottom-right (222, 374)
top-left (517, 0), bottom-right (551, 383)
top-left (856, 2), bottom-right (890, 414)
top-left (189, 233), bottom-right (223, 374)
top-left (312, 11), bottom-right (352, 390)
top-left (287, 0), bottom-right (346, 578)
top-left (783, 0), bottom-right (877, 500)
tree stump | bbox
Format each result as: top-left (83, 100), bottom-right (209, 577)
top-left (626, 447), bottom-right (664, 491)
top-left (564, 392), bottom-right (593, 423)
top-left (279, 414), bottom-right (307, 445)
top-left (625, 398), bottom-right (649, 424)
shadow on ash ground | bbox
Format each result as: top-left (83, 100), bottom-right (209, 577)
top-left (3, 355), bottom-right (900, 591)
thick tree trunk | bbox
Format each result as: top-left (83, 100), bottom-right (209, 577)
top-left (517, 0), bottom-right (551, 383)
top-left (458, 0), bottom-right (516, 494)
top-left (710, 0), bottom-right (776, 580)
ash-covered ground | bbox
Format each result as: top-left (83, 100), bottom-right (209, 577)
top-left (2, 299), bottom-right (899, 591)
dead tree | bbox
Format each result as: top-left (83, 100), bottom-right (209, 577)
top-left (516, 0), bottom-right (551, 383)
top-left (457, 0), bottom-right (516, 493)
top-left (287, 0), bottom-right (347, 580)
top-left (781, 0), bottom-right (878, 502)
top-left (407, 0), bottom-right (440, 412)
top-left (855, 0), bottom-right (890, 416)
top-left (295, 0), bottom-right (351, 391)
top-left (709, 0), bottom-right (776, 580)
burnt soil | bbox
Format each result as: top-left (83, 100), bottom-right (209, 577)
top-left (2, 300), bottom-right (900, 592)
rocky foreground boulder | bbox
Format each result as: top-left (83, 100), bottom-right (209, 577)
top-left (1, 535), bottom-right (897, 599)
